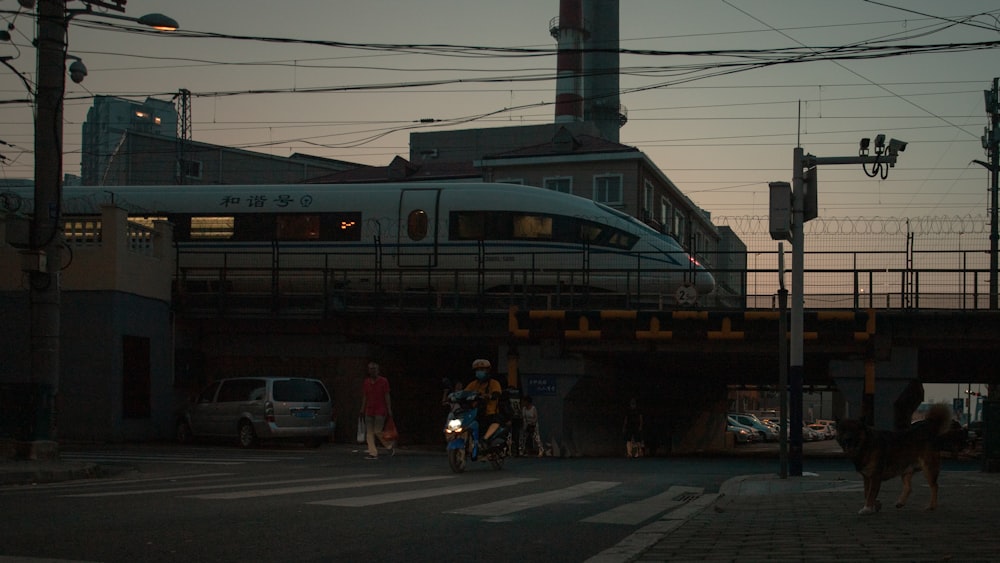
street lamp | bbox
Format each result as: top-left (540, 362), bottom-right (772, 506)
top-left (24, 0), bottom-right (177, 457)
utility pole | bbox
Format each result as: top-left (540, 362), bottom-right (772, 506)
top-left (24, 0), bottom-right (69, 455)
top-left (986, 78), bottom-right (999, 310)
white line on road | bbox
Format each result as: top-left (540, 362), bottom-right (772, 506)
top-left (62, 474), bottom-right (380, 498)
top-left (581, 486), bottom-right (703, 525)
top-left (584, 493), bottom-right (720, 563)
top-left (311, 477), bottom-right (538, 507)
top-left (190, 475), bottom-right (456, 500)
top-left (446, 480), bottom-right (620, 517)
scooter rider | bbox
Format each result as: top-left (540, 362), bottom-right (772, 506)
top-left (464, 359), bottom-right (502, 443)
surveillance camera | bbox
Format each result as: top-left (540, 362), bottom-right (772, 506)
top-left (888, 138), bottom-right (907, 154)
top-left (859, 138), bottom-right (870, 150)
top-left (68, 59), bottom-right (87, 84)
top-left (874, 134), bottom-right (886, 149)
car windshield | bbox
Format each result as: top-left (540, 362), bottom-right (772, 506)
top-left (273, 379), bottom-right (329, 402)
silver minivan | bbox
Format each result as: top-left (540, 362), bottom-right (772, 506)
top-left (177, 377), bottom-right (334, 448)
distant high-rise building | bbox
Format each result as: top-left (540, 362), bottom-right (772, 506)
top-left (81, 95), bottom-right (178, 185)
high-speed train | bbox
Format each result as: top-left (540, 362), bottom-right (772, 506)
top-left (3, 183), bottom-right (715, 302)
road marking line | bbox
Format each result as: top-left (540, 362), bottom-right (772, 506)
top-left (311, 477), bottom-right (537, 507)
top-left (582, 486), bottom-right (703, 525)
top-left (61, 453), bottom-right (297, 464)
top-left (584, 493), bottom-right (720, 563)
top-left (192, 475), bottom-right (455, 500)
top-left (62, 474), bottom-right (379, 498)
top-left (447, 480), bottom-right (620, 517)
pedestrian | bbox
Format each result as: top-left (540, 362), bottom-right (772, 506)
top-left (623, 397), bottom-right (644, 458)
top-left (464, 358), bottom-right (502, 443)
top-left (520, 395), bottom-right (544, 457)
top-left (360, 361), bottom-right (394, 459)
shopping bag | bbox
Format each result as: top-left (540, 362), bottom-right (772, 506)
top-left (382, 416), bottom-right (399, 443)
top-left (356, 416), bottom-right (366, 444)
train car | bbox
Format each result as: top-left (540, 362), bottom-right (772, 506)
top-left (2, 183), bottom-right (715, 304)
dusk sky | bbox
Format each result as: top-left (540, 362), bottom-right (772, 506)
top-left (2, 0), bottom-right (999, 224)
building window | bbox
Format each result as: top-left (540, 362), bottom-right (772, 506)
top-left (593, 174), bottom-right (623, 205)
top-left (660, 197), bottom-right (671, 231)
top-left (675, 213), bottom-right (686, 245)
top-left (544, 177), bottom-right (573, 194)
top-left (643, 181), bottom-right (654, 221)
top-left (179, 159), bottom-right (202, 179)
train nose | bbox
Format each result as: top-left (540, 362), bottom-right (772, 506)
top-left (694, 270), bottom-right (715, 296)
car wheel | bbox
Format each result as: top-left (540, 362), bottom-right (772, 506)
top-left (238, 420), bottom-right (257, 448)
top-left (176, 421), bottom-right (193, 444)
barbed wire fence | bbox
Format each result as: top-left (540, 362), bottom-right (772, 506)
top-left (713, 214), bottom-right (993, 309)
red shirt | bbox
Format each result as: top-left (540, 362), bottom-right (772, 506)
top-left (363, 376), bottom-right (391, 416)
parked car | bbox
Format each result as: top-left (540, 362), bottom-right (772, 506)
top-left (730, 412), bottom-right (778, 442)
top-left (177, 377), bottom-right (335, 448)
top-left (727, 416), bottom-right (762, 442)
top-left (728, 424), bottom-right (754, 444)
top-left (802, 424), bottom-right (822, 441)
top-left (807, 423), bottom-right (834, 440)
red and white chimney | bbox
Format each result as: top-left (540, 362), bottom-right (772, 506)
top-left (553, 0), bottom-right (585, 123)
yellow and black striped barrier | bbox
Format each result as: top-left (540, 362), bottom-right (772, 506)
top-left (509, 307), bottom-right (874, 342)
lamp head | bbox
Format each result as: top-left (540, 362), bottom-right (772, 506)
top-left (137, 13), bottom-right (179, 31)
top-left (68, 59), bottom-right (88, 83)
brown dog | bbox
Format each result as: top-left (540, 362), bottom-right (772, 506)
top-left (835, 404), bottom-right (952, 515)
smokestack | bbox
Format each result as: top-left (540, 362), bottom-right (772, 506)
top-left (552, 0), bottom-right (586, 123)
top-left (584, 0), bottom-right (622, 142)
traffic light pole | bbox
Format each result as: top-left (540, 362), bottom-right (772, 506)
top-left (785, 143), bottom-right (900, 476)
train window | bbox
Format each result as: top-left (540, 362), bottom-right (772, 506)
top-left (451, 211), bottom-right (485, 240)
top-left (129, 216), bottom-right (168, 230)
top-left (320, 212), bottom-right (362, 242)
top-left (512, 214), bottom-right (552, 240)
top-left (190, 216), bottom-right (235, 239)
top-left (277, 214), bottom-right (320, 241)
top-left (407, 210), bottom-right (428, 241)
top-left (233, 214), bottom-right (275, 241)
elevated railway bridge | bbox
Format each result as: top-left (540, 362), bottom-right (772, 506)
top-left (174, 295), bottom-right (1000, 455)
top-left (2, 206), bottom-right (999, 454)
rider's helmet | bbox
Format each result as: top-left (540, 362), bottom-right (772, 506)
top-left (472, 359), bottom-right (491, 370)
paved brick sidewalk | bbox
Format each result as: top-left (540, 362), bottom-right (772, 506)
top-left (630, 470), bottom-right (1000, 562)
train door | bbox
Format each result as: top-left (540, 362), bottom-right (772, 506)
top-left (397, 188), bottom-right (440, 267)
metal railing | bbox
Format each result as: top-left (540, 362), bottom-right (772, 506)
top-left (169, 245), bottom-right (996, 317)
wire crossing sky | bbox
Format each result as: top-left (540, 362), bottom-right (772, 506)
top-left (1, 0), bottom-right (999, 222)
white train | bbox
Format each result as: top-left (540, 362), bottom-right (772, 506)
top-left (4, 183), bottom-right (715, 304)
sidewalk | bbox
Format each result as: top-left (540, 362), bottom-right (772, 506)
top-left (597, 469), bottom-right (1000, 563)
top-left (0, 458), bottom-right (107, 486)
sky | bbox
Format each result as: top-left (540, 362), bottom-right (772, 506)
top-left (2, 0), bottom-right (999, 224)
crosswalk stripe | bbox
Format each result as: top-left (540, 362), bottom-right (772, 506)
top-left (61, 453), bottom-right (298, 465)
top-left (310, 477), bottom-right (537, 507)
top-left (190, 475), bottom-right (455, 500)
top-left (446, 480), bottom-right (620, 517)
top-left (63, 474), bottom-right (379, 498)
top-left (581, 486), bottom-right (703, 525)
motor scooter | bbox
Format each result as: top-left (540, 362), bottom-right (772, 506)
top-left (444, 390), bottom-right (511, 473)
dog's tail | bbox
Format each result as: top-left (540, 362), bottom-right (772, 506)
top-left (923, 403), bottom-right (953, 436)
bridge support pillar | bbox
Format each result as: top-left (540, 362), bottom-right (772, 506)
top-left (831, 347), bottom-right (919, 429)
